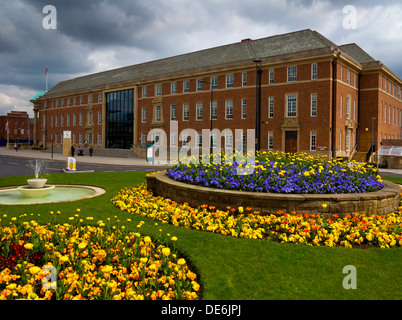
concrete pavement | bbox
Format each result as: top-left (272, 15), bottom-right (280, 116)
top-left (0, 147), bottom-right (167, 167)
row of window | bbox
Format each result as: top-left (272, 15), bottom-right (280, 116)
top-left (140, 130), bottom-right (320, 152)
top-left (141, 93), bottom-right (323, 123)
top-left (141, 63), bottom-right (320, 98)
top-left (381, 102), bottom-right (402, 126)
top-left (44, 111), bottom-right (101, 127)
top-left (380, 75), bottom-right (401, 100)
top-left (46, 132), bottom-right (101, 146)
top-left (44, 93), bottom-right (103, 109)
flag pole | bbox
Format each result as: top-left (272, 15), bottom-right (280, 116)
top-left (45, 66), bottom-right (48, 92)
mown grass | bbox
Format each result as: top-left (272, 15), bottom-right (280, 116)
top-left (0, 172), bottom-right (401, 300)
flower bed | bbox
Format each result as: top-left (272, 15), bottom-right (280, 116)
top-left (167, 152), bottom-right (384, 194)
top-left (0, 215), bottom-right (200, 300)
top-left (112, 186), bottom-right (402, 249)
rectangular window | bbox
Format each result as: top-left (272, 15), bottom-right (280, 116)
top-left (140, 132), bottom-right (146, 146)
top-left (287, 66), bottom-right (297, 82)
top-left (346, 96), bottom-right (351, 119)
top-left (98, 110), bottom-right (102, 125)
top-left (141, 107), bottom-right (147, 123)
top-left (183, 80), bottom-right (190, 93)
top-left (225, 100), bottom-right (233, 119)
top-left (311, 93), bottom-right (317, 117)
top-left (67, 97), bottom-right (71, 106)
top-left (241, 99), bottom-right (247, 119)
top-left (79, 112), bottom-right (83, 125)
top-left (88, 132), bottom-right (93, 145)
top-left (67, 114), bottom-right (70, 126)
top-left (347, 69), bottom-right (351, 85)
top-left (310, 130), bottom-right (317, 151)
top-left (89, 94), bottom-right (92, 104)
top-left (79, 133), bottom-right (83, 144)
top-left (226, 74), bottom-right (233, 88)
top-left (346, 131), bottom-right (350, 152)
top-left (155, 105), bottom-right (161, 122)
top-left (55, 133), bottom-right (58, 144)
top-left (197, 79), bottom-right (203, 91)
top-left (80, 96), bottom-right (83, 105)
top-left (61, 114), bottom-right (64, 126)
top-left (340, 95), bottom-right (343, 118)
top-left (98, 133), bottom-right (102, 145)
top-left (170, 132), bottom-right (177, 147)
top-left (142, 86), bottom-right (147, 98)
top-left (196, 132), bottom-right (202, 148)
top-left (269, 69), bottom-right (274, 84)
top-left (242, 72), bottom-right (247, 86)
top-left (55, 115), bottom-right (58, 127)
top-left (384, 104), bottom-right (387, 122)
top-left (155, 84), bottom-right (162, 96)
top-left (339, 131), bottom-right (342, 151)
top-left (61, 99), bottom-right (64, 107)
top-left (88, 111), bottom-right (92, 125)
top-left (171, 82), bottom-right (177, 95)
top-left (73, 133), bottom-right (77, 144)
top-left (170, 104), bottom-right (176, 121)
top-left (311, 63), bottom-right (317, 80)
top-left (74, 97), bottom-right (77, 106)
top-left (268, 131), bottom-right (273, 150)
top-left (211, 101), bottom-right (217, 120)
top-left (268, 96), bottom-right (274, 118)
top-left (183, 103), bottom-right (189, 121)
top-left (225, 131), bottom-right (233, 149)
top-left (286, 95), bottom-right (297, 117)
top-left (98, 93), bottom-right (103, 103)
top-left (73, 114), bottom-right (77, 126)
top-left (211, 76), bottom-right (218, 90)
top-left (196, 102), bottom-right (203, 120)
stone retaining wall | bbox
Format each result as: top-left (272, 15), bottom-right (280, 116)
top-left (146, 171), bottom-right (401, 217)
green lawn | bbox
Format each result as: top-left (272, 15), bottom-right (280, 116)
top-left (0, 172), bottom-right (401, 300)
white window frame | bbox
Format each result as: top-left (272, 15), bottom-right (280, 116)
top-left (311, 93), bottom-right (317, 117)
top-left (269, 96), bottom-right (274, 118)
top-left (183, 103), bottom-right (189, 121)
top-left (211, 101), bottom-right (217, 120)
top-left (241, 99), bottom-right (247, 119)
top-left (287, 66), bottom-right (297, 82)
top-left (310, 130), bottom-right (317, 151)
top-left (286, 94), bottom-right (297, 118)
top-left (226, 74), bottom-right (234, 88)
top-left (170, 104), bottom-right (176, 121)
top-left (196, 102), bottom-right (203, 121)
top-left (311, 63), bottom-right (317, 80)
top-left (269, 69), bottom-right (274, 84)
top-left (225, 99), bottom-right (233, 120)
top-left (268, 131), bottom-right (273, 150)
top-left (141, 107), bottom-right (147, 123)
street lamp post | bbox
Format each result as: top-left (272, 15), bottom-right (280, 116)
top-left (372, 117), bottom-right (376, 162)
top-left (254, 59), bottom-right (262, 152)
top-left (200, 79), bottom-right (214, 155)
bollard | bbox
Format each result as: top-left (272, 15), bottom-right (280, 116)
top-left (66, 157), bottom-right (76, 171)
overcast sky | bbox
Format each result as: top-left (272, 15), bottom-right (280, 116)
top-left (1, 0), bottom-right (402, 117)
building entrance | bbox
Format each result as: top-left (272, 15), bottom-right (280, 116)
top-left (285, 131), bottom-right (298, 153)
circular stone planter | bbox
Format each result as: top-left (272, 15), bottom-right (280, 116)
top-left (146, 171), bottom-right (401, 217)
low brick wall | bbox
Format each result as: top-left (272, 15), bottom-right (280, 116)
top-left (146, 171), bottom-right (401, 217)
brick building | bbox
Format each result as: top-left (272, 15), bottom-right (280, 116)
top-left (0, 111), bottom-right (34, 146)
top-left (30, 29), bottom-right (402, 159)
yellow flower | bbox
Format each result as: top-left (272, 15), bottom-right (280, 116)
top-left (29, 266), bottom-right (42, 275)
top-left (162, 247), bottom-right (171, 257)
top-left (6, 283), bottom-right (17, 290)
top-left (101, 265), bottom-right (114, 273)
top-left (143, 236), bottom-right (152, 243)
top-left (24, 243), bottom-right (34, 250)
top-left (78, 242), bottom-right (87, 250)
top-left (177, 258), bottom-right (186, 266)
top-left (171, 236), bottom-right (178, 242)
top-left (238, 207), bottom-right (244, 214)
top-left (322, 204), bottom-right (328, 209)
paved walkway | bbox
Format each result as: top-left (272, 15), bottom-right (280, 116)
top-left (0, 147), bottom-right (170, 167)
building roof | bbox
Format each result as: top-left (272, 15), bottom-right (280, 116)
top-left (30, 92), bottom-right (46, 102)
top-left (338, 44), bottom-right (376, 64)
top-left (39, 29), bottom-right (378, 99)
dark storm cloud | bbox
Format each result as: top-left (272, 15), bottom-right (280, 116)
top-left (1, 0), bottom-right (402, 116)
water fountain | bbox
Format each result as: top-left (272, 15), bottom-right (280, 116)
top-left (0, 159), bottom-right (105, 205)
top-left (16, 160), bottom-right (55, 198)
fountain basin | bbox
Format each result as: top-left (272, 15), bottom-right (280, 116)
top-left (27, 179), bottom-right (48, 189)
top-left (0, 185), bottom-right (105, 205)
top-left (17, 185), bottom-right (55, 198)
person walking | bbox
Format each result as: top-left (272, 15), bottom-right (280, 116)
top-left (89, 146), bottom-right (93, 157)
top-left (71, 145), bottom-right (75, 157)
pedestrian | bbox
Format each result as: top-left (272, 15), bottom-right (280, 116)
top-left (89, 146), bottom-right (93, 157)
top-left (14, 142), bottom-right (18, 152)
top-left (71, 145), bottom-right (75, 157)
top-left (84, 140), bottom-right (88, 148)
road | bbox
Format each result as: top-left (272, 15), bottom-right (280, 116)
top-left (0, 155), bottom-right (166, 177)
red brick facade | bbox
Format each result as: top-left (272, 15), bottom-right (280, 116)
top-left (0, 111), bottom-right (33, 145)
top-left (31, 30), bottom-right (402, 159)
